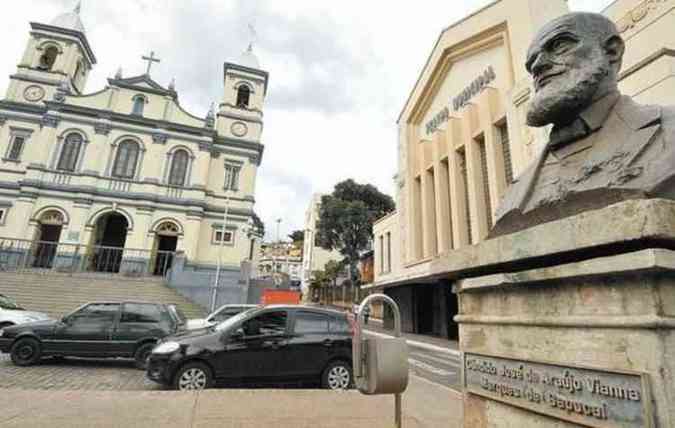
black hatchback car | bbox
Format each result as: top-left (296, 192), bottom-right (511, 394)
top-left (147, 305), bottom-right (354, 391)
top-left (0, 301), bottom-right (186, 368)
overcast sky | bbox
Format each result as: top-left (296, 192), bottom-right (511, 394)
top-left (0, 0), bottom-right (611, 241)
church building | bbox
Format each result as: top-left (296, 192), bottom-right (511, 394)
top-left (0, 3), bottom-right (268, 275)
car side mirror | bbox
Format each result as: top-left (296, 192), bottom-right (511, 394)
top-left (229, 329), bottom-right (244, 342)
top-left (61, 316), bottom-right (70, 324)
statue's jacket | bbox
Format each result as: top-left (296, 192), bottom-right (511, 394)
top-left (491, 95), bottom-right (675, 237)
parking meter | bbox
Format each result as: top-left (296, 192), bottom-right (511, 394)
top-left (353, 294), bottom-right (408, 427)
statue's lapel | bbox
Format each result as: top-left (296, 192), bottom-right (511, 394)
top-left (614, 96), bottom-right (662, 166)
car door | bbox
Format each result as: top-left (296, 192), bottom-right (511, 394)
top-left (111, 303), bottom-right (167, 357)
top-left (51, 303), bottom-right (119, 356)
top-left (229, 310), bottom-right (290, 383)
top-left (286, 311), bottom-right (333, 379)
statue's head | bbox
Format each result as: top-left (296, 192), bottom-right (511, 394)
top-left (526, 12), bottom-right (625, 127)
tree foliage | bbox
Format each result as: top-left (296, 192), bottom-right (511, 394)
top-left (288, 230), bottom-right (305, 244)
top-left (316, 179), bottom-right (395, 283)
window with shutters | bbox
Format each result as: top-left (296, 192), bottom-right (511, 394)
top-left (57, 133), bottom-right (83, 172)
top-left (224, 162), bottom-right (241, 191)
top-left (212, 229), bottom-right (234, 245)
top-left (498, 123), bottom-right (514, 185)
top-left (476, 135), bottom-right (493, 230)
top-left (112, 140), bottom-right (140, 179)
top-left (4, 129), bottom-right (33, 162)
top-left (132, 95), bottom-right (146, 116)
top-left (168, 149), bottom-right (189, 186)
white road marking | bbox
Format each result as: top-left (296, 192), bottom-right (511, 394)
top-left (407, 358), bottom-right (456, 377)
top-left (410, 352), bottom-right (460, 367)
top-left (363, 330), bottom-right (461, 357)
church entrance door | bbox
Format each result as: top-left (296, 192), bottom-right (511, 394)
top-left (33, 210), bottom-right (65, 269)
top-left (91, 213), bottom-right (128, 273)
top-left (151, 222), bottom-right (179, 276)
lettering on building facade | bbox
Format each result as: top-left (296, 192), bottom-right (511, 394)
top-left (425, 66), bottom-right (496, 135)
top-left (464, 353), bottom-right (652, 427)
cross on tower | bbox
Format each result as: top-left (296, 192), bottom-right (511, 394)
top-left (141, 51), bottom-right (161, 75)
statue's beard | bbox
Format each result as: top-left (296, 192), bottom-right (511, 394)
top-left (527, 59), bottom-right (610, 127)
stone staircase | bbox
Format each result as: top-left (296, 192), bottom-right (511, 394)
top-left (0, 272), bottom-right (207, 319)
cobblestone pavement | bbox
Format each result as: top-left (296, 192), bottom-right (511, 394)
top-left (0, 353), bottom-right (163, 391)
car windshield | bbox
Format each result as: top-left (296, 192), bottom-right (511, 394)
top-left (0, 295), bottom-right (22, 310)
top-left (214, 307), bottom-right (259, 332)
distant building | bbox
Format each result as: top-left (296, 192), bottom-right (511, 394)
top-left (372, 0), bottom-right (675, 339)
top-left (257, 241), bottom-right (302, 285)
top-left (300, 194), bottom-right (342, 293)
top-left (0, 4), bottom-right (267, 275)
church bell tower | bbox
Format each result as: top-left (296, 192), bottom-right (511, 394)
top-left (5, 1), bottom-right (97, 104)
top-left (217, 43), bottom-right (269, 144)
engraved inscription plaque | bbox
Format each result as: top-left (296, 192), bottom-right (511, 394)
top-left (464, 353), bottom-right (653, 427)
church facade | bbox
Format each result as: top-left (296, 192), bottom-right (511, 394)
top-left (0, 5), bottom-right (268, 275)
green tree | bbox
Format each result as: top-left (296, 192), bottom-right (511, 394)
top-left (288, 230), bottom-right (304, 245)
top-left (316, 179), bottom-right (395, 284)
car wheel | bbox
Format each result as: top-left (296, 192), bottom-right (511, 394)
top-left (10, 337), bottom-right (42, 366)
top-left (322, 360), bottom-right (353, 390)
top-left (133, 342), bottom-right (156, 370)
top-left (173, 362), bottom-right (213, 391)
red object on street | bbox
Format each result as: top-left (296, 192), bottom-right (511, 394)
top-left (260, 289), bottom-right (301, 305)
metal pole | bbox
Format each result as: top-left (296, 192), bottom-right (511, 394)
top-left (211, 194), bottom-right (230, 312)
top-left (355, 294), bottom-right (404, 428)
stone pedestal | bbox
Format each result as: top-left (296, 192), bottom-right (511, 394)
top-left (453, 199), bottom-right (675, 427)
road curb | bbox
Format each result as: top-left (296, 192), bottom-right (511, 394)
top-left (364, 330), bottom-right (461, 357)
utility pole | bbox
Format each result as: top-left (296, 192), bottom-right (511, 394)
top-left (211, 191), bottom-right (230, 312)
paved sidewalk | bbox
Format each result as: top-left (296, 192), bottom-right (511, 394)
top-left (0, 375), bottom-right (463, 428)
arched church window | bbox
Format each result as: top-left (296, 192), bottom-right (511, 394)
top-left (57, 133), bottom-right (83, 172)
top-left (38, 46), bottom-right (59, 71)
top-left (236, 85), bottom-right (251, 108)
top-left (112, 140), bottom-right (140, 179)
top-left (168, 149), bottom-right (189, 186)
top-left (132, 95), bottom-right (146, 116)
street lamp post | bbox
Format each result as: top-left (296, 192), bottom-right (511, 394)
top-left (210, 192), bottom-right (230, 312)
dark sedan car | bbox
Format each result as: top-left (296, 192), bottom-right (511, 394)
top-left (0, 301), bottom-right (186, 368)
top-left (147, 305), bottom-right (353, 391)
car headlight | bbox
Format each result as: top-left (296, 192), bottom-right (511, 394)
top-left (0, 329), bottom-right (4, 337)
top-left (152, 341), bottom-right (180, 354)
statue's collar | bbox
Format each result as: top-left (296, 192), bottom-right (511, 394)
top-left (549, 91), bottom-right (621, 150)
top-left (579, 91), bottom-right (622, 133)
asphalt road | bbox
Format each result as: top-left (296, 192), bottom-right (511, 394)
top-left (362, 324), bottom-right (462, 391)
top-left (406, 343), bottom-right (461, 390)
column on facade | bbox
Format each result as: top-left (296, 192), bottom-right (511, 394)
top-left (194, 145), bottom-right (212, 188)
top-left (36, 120), bottom-right (59, 167)
top-left (476, 88), bottom-right (508, 221)
top-left (431, 129), bottom-right (452, 254)
top-left (420, 139), bottom-right (437, 258)
top-left (59, 43), bottom-right (78, 76)
top-left (447, 117), bottom-right (470, 248)
top-left (15, 196), bottom-right (38, 241)
top-left (405, 125), bottom-right (423, 262)
top-left (86, 125), bottom-right (112, 176)
top-left (184, 213), bottom-right (203, 262)
top-left (461, 103), bottom-right (490, 243)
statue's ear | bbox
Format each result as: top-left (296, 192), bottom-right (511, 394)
top-left (604, 35), bottom-right (625, 66)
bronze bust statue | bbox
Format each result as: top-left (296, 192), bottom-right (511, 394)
top-left (491, 12), bottom-right (675, 237)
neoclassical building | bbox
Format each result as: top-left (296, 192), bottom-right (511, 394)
top-left (372, 0), bottom-right (675, 338)
top-left (0, 4), bottom-right (268, 275)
